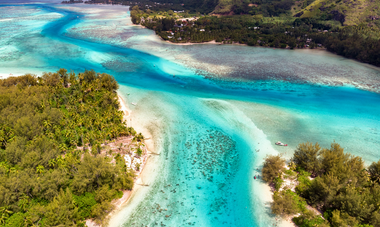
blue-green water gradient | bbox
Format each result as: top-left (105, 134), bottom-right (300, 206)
top-left (1, 3), bottom-right (380, 227)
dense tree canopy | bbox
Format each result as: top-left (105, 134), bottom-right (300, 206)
top-left (292, 142), bottom-right (321, 176)
top-left (131, 4), bottom-right (380, 67)
top-left (262, 154), bottom-right (286, 183)
top-left (264, 142), bottom-right (380, 227)
top-left (0, 70), bottom-right (135, 226)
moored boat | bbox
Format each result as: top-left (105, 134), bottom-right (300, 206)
top-left (275, 141), bottom-right (287, 146)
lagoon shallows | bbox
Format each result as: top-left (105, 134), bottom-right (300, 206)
top-left (1, 3), bottom-right (380, 226)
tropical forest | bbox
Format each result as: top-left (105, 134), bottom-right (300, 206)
top-left (122, 0), bottom-right (380, 67)
top-left (0, 69), bottom-right (137, 226)
top-left (262, 142), bottom-right (380, 227)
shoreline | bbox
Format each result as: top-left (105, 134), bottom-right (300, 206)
top-left (85, 94), bottom-right (155, 227)
top-left (112, 95), bottom-right (155, 210)
top-left (146, 25), bottom-right (326, 49)
top-left (162, 39), bottom-right (327, 50)
top-left (0, 72), bottom-right (25, 79)
top-left (252, 165), bottom-right (296, 227)
top-left (134, 24), bottom-right (234, 46)
top-left (117, 95), bottom-right (130, 119)
top-left (260, 180), bottom-right (297, 227)
top-left (247, 129), bottom-right (296, 227)
top-left (132, 24), bottom-right (379, 94)
top-left (164, 39), bottom-right (222, 46)
top-left (2, 4), bottom-right (380, 227)
top-left (255, 164), bottom-right (296, 227)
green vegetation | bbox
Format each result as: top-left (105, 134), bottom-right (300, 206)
top-left (262, 154), bottom-right (286, 183)
top-left (295, 0), bottom-right (380, 27)
top-left (293, 212), bottom-right (329, 227)
top-left (272, 189), bottom-right (307, 216)
top-left (128, 0), bottom-right (380, 67)
top-left (263, 142), bottom-right (380, 227)
top-left (0, 70), bottom-right (135, 226)
top-left (113, 0), bottom-right (216, 14)
top-left (292, 142), bottom-right (321, 176)
top-left (214, 0), bottom-right (295, 16)
top-left (295, 169), bottom-right (312, 195)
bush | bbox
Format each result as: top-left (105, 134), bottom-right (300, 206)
top-left (4, 212), bottom-right (26, 227)
top-left (136, 147), bottom-right (143, 156)
top-left (262, 155), bottom-right (286, 183)
top-left (369, 160), bottom-right (380, 183)
top-left (295, 170), bottom-right (312, 195)
top-left (292, 142), bottom-right (321, 175)
top-left (330, 210), bottom-right (359, 227)
top-left (73, 192), bottom-right (97, 219)
top-left (284, 169), bottom-right (296, 176)
top-left (274, 177), bottom-right (284, 191)
top-left (293, 212), bottom-right (329, 227)
top-left (271, 189), bottom-right (307, 216)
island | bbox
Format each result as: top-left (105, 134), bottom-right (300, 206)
top-left (0, 69), bottom-right (148, 226)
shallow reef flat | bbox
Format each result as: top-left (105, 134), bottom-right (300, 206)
top-left (57, 4), bottom-right (137, 47)
top-left (57, 4), bottom-right (380, 93)
top-left (110, 87), bottom-right (285, 227)
top-left (0, 5), bottom-right (65, 77)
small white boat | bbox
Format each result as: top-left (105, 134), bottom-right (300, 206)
top-left (131, 102), bottom-right (137, 106)
top-left (275, 141), bottom-right (287, 146)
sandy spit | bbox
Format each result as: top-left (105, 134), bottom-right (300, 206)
top-left (85, 94), bottom-right (155, 227)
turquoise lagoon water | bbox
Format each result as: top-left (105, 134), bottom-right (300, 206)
top-left (1, 3), bottom-right (380, 227)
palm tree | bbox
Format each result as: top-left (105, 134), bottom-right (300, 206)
top-left (133, 133), bottom-right (144, 142)
top-left (18, 195), bottom-right (29, 212)
top-left (77, 118), bottom-right (83, 127)
top-left (36, 165), bottom-right (45, 174)
top-left (56, 157), bottom-right (66, 168)
top-left (70, 139), bottom-right (77, 147)
top-left (0, 206), bottom-right (12, 225)
top-left (0, 162), bottom-right (8, 171)
top-left (0, 130), bottom-right (5, 149)
top-left (91, 143), bottom-right (102, 156)
top-left (59, 143), bottom-right (68, 153)
top-left (65, 130), bottom-right (72, 139)
top-left (2, 130), bottom-right (9, 143)
top-left (48, 159), bottom-right (56, 168)
top-left (24, 217), bottom-right (40, 227)
top-left (40, 101), bottom-right (45, 110)
top-left (47, 132), bottom-right (55, 139)
top-left (43, 120), bottom-right (51, 130)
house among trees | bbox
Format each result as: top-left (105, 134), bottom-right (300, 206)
top-left (61, 0), bottom-right (83, 3)
top-left (84, 0), bottom-right (117, 4)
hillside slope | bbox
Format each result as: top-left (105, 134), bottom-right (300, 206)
top-left (211, 0), bottom-right (380, 28)
top-left (294, 0), bottom-right (380, 26)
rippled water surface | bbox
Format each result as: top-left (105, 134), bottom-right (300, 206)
top-left (1, 3), bottom-right (380, 227)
